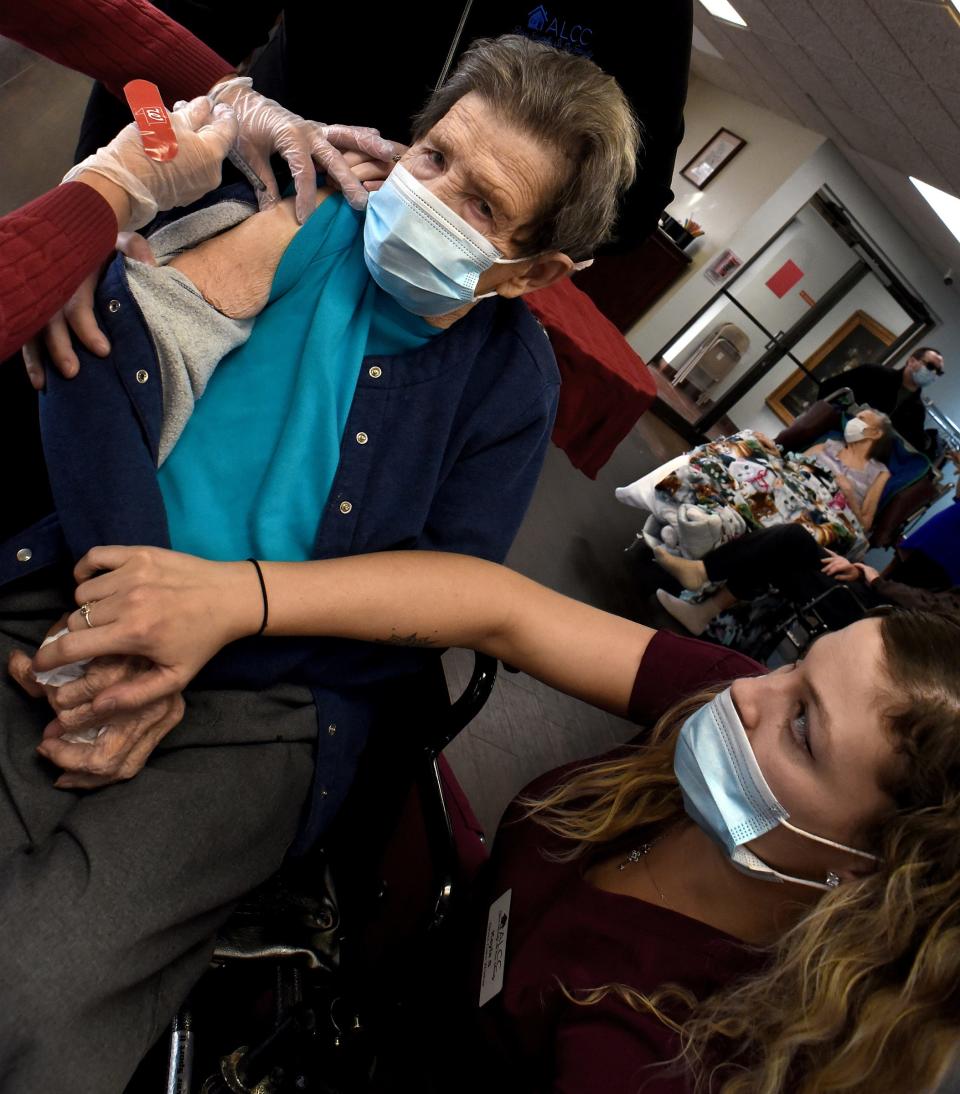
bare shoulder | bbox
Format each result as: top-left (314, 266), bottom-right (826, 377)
top-left (168, 187), bottom-right (335, 320)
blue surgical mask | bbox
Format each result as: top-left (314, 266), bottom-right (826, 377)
top-left (362, 163), bottom-right (532, 317)
top-left (674, 688), bottom-right (878, 891)
top-left (913, 364), bottom-right (938, 388)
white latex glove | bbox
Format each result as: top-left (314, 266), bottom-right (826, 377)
top-left (211, 76), bottom-right (397, 221)
top-left (63, 96), bottom-right (239, 231)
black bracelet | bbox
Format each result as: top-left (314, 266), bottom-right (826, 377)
top-left (247, 557), bottom-right (269, 636)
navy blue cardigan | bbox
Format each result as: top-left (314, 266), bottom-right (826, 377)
top-left (0, 184), bottom-right (560, 844)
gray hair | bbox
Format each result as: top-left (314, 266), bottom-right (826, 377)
top-left (412, 35), bottom-right (640, 261)
top-left (861, 407), bottom-right (894, 461)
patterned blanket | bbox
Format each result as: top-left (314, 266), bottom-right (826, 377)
top-left (646, 431), bottom-right (866, 559)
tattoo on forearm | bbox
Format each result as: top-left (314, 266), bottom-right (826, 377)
top-left (376, 632), bottom-right (438, 648)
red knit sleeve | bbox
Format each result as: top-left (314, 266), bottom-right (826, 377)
top-left (0, 184), bottom-right (118, 361)
top-left (0, 0), bottom-right (233, 104)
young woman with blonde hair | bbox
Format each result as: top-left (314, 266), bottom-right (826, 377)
top-left (30, 546), bottom-right (960, 1093)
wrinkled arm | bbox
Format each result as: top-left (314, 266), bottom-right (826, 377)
top-left (858, 469), bottom-right (890, 533)
top-left (833, 470), bottom-right (865, 526)
top-left (168, 188), bottom-right (331, 319)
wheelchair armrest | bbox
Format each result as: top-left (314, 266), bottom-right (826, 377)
top-left (774, 400), bottom-right (842, 452)
top-left (429, 652), bottom-right (498, 757)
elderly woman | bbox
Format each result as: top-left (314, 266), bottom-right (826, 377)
top-left (33, 544), bottom-right (960, 1094)
top-left (743, 407), bottom-right (891, 534)
top-left (0, 36), bottom-right (638, 1094)
top-left (803, 406), bottom-right (892, 531)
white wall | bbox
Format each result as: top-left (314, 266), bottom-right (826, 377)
top-left (635, 76), bottom-right (825, 350)
top-left (630, 129), bottom-right (960, 433)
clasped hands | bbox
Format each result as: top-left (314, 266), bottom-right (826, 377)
top-left (8, 637), bottom-right (185, 789)
top-left (7, 546), bottom-right (260, 788)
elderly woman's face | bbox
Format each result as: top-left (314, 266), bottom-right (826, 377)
top-left (400, 92), bottom-right (557, 267)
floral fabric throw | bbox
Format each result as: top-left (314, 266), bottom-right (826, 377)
top-left (646, 431), bottom-right (866, 560)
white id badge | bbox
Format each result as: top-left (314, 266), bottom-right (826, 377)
top-left (478, 888), bottom-right (512, 1007)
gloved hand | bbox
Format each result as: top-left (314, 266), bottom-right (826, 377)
top-left (340, 143), bottom-right (409, 194)
top-left (210, 77), bottom-right (397, 222)
top-left (63, 96), bottom-right (239, 231)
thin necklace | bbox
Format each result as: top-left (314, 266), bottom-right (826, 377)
top-left (618, 828), bottom-right (674, 905)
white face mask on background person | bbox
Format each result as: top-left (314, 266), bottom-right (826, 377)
top-left (362, 163), bottom-right (534, 317)
top-left (843, 417), bottom-right (870, 444)
top-left (673, 688), bottom-right (879, 891)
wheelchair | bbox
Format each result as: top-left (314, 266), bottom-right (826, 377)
top-left (130, 652), bottom-right (498, 1094)
top-left (704, 580), bottom-right (877, 666)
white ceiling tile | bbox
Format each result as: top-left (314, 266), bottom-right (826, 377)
top-left (685, 1), bottom-right (960, 273)
top-left (691, 11), bottom-right (748, 54)
top-left (777, 91), bottom-right (845, 142)
top-left (693, 21), bottom-right (786, 100)
top-left (760, 0), bottom-right (851, 59)
top-left (925, 142), bottom-right (960, 196)
top-left (930, 83), bottom-right (960, 127)
top-left (716, 0), bottom-right (794, 42)
top-left (747, 75), bottom-right (805, 122)
top-left (844, 148), bottom-right (960, 271)
top-left (864, 64), bottom-right (960, 152)
top-left (743, 35), bottom-right (846, 108)
top-left (689, 46), bottom-right (775, 107)
top-left (806, 0), bottom-right (917, 75)
top-left (810, 55), bottom-right (910, 133)
top-left (819, 103), bottom-right (949, 183)
top-left (866, 0), bottom-right (960, 92)
top-left (689, 54), bottom-right (752, 96)
top-left (692, 26), bottom-right (725, 59)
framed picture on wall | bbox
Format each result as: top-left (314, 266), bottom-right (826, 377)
top-left (680, 128), bottom-right (746, 190)
top-left (765, 310), bottom-right (896, 425)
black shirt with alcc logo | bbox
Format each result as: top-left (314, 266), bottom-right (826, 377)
top-left (76, 1), bottom-right (693, 257)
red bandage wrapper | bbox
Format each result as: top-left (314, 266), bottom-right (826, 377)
top-left (123, 79), bottom-right (179, 162)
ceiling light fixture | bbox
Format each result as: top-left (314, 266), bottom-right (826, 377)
top-left (910, 177), bottom-right (960, 246)
top-left (697, 0), bottom-right (748, 27)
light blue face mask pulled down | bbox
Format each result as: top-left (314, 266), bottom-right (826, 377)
top-left (674, 688), bottom-right (878, 891)
top-left (362, 163), bottom-right (532, 317)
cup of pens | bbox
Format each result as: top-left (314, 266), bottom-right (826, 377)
top-left (660, 214), bottom-right (704, 250)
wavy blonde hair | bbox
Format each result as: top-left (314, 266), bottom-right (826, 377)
top-left (521, 610), bottom-right (960, 1092)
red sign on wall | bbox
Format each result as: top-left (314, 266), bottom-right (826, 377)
top-left (766, 259), bottom-right (804, 298)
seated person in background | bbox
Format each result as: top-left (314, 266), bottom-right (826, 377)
top-left (653, 521), bottom-right (960, 636)
top-left (33, 545), bottom-right (960, 1094)
top-left (819, 346), bottom-right (945, 456)
top-left (802, 407), bottom-right (892, 532)
top-left (0, 36), bottom-right (640, 1094)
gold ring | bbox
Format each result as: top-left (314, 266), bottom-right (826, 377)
top-left (79, 602), bottom-right (94, 629)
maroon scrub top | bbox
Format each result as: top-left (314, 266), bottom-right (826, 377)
top-left (473, 631), bottom-right (766, 1093)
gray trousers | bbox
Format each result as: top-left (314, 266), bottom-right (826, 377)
top-left (0, 576), bottom-right (316, 1094)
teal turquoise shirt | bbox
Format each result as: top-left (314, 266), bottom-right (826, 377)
top-left (158, 194), bottom-right (437, 561)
